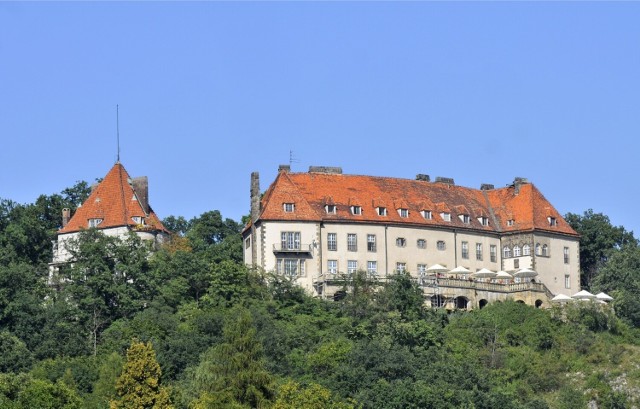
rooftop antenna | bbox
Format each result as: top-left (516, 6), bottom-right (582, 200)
top-left (289, 150), bottom-right (299, 168)
top-left (116, 104), bottom-right (120, 163)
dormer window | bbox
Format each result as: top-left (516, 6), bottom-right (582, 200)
top-left (132, 216), bottom-right (145, 225)
top-left (284, 203), bottom-right (295, 213)
top-left (377, 207), bottom-right (387, 216)
top-left (398, 208), bottom-right (409, 218)
top-left (351, 206), bottom-right (362, 215)
top-left (441, 212), bottom-right (451, 222)
top-left (421, 210), bottom-right (432, 220)
top-left (459, 214), bottom-right (470, 224)
top-left (325, 205), bottom-right (336, 214)
top-left (548, 217), bottom-right (557, 226)
top-left (478, 217), bottom-right (489, 226)
top-left (88, 218), bottom-right (103, 228)
top-left (507, 219), bottom-right (514, 226)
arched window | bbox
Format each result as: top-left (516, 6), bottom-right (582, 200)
top-left (542, 244), bottom-right (548, 256)
top-left (535, 243), bottom-right (541, 256)
top-left (503, 246), bottom-right (512, 258)
top-left (523, 244), bottom-right (531, 256)
top-left (513, 245), bottom-right (521, 257)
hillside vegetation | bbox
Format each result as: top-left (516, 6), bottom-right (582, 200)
top-left (0, 185), bottom-right (639, 408)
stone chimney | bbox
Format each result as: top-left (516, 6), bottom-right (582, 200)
top-left (416, 174), bottom-right (430, 182)
top-left (513, 177), bottom-right (529, 195)
top-left (480, 183), bottom-right (494, 190)
top-left (308, 166), bottom-right (343, 174)
top-left (132, 176), bottom-right (149, 214)
top-left (62, 208), bottom-right (71, 227)
top-left (435, 176), bottom-right (455, 186)
top-left (278, 164), bottom-right (291, 173)
top-left (250, 172), bottom-right (261, 223)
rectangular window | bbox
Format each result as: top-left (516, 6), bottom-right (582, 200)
top-left (476, 243), bottom-right (483, 261)
top-left (367, 261), bottom-right (377, 276)
top-left (507, 219), bottom-right (514, 226)
top-left (280, 231), bottom-right (301, 250)
top-left (347, 260), bottom-right (358, 274)
top-left (441, 212), bottom-right (451, 222)
top-left (565, 274), bottom-right (571, 289)
top-left (396, 237), bottom-right (406, 247)
top-left (351, 206), bottom-right (362, 215)
top-left (417, 264), bottom-right (427, 274)
top-left (396, 262), bottom-right (406, 272)
top-left (367, 234), bottom-right (376, 252)
top-left (479, 217), bottom-right (489, 226)
top-left (284, 203), bottom-right (295, 212)
top-left (564, 247), bottom-right (570, 264)
top-left (328, 260), bottom-right (338, 274)
top-left (88, 218), bottom-right (103, 228)
top-left (325, 205), bottom-right (336, 214)
top-left (548, 217), bottom-right (557, 226)
top-left (245, 237), bottom-right (251, 249)
top-left (399, 208), bottom-right (409, 218)
top-left (417, 239), bottom-right (426, 249)
top-left (490, 245), bottom-right (497, 262)
top-left (461, 241), bottom-right (469, 259)
top-left (421, 210), bottom-right (432, 220)
top-left (277, 259), bottom-right (305, 277)
top-left (514, 259), bottom-right (519, 269)
top-left (377, 207), bottom-right (387, 216)
top-left (347, 234), bottom-right (357, 251)
top-left (327, 233), bottom-right (337, 251)
top-left (460, 214), bottom-right (470, 224)
top-left (437, 240), bottom-right (446, 251)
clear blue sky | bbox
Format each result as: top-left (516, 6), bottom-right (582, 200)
top-left (1, 2), bottom-right (639, 236)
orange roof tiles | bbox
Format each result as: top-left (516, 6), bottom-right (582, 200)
top-left (255, 171), bottom-right (578, 236)
top-left (59, 162), bottom-right (168, 234)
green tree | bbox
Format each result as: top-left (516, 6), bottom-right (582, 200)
top-left (110, 340), bottom-right (172, 409)
top-left (565, 210), bottom-right (637, 289)
top-left (193, 306), bottom-right (274, 408)
top-left (272, 380), bottom-right (356, 409)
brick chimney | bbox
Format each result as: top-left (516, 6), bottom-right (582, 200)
top-left (132, 176), bottom-right (149, 214)
top-left (62, 208), bottom-right (71, 227)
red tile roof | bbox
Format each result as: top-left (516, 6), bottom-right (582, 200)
top-left (59, 163), bottom-right (168, 234)
top-left (253, 171), bottom-right (578, 236)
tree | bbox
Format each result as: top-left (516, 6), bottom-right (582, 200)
top-left (592, 245), bottom-right (640, 327)
top-left (272, 380), bottom-right (356, 409)
top-left (565, 210), bottom-right (637, 289)
top-left (192, 306), bottom-right (274, 408)
top-left (110, 340), bottom-right (172, 409)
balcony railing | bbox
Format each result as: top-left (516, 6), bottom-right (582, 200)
top-left (272, 243), bottom-right (313, 254)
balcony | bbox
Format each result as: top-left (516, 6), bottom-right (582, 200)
top-left (272, 243), bottom-right (313, 254)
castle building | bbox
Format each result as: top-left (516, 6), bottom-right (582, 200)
top-left (50, 162), bottom-right (169, 271)
top-left (243, 166), bottom-right (580, 309)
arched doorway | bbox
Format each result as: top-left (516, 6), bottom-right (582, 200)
top-left (431, 294), bottom-right (445, 308)
top-left (535, 299), bottom-right (543, 308)
top-left (333, 290), bottom-right (347, 302)
top-left (479, 299), bottom-right (488, 309)
top-left (454, 296), bottom-right (468, 310)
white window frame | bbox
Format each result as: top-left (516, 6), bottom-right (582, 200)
top-left (461, 241), bottom-right (469, 259)
top-left (347, 233), bottom-right (357, 252)
top-left (399, 208), bottom-right (409, 218)
top-left (367, 234), bottom-right (376, 252)
top-left (523, 244), bottom-right (531, 256)
top-left (417, 239), bottom-right (426, 249)
top-left (283, 203), bottom-right (295, 212)
top-left (377, 207), bottom-right (387, 216)
top-left (503, 246), bottom-right (512, 258)
top-left (327, 233), bottom-right (337, 251)
top-left (490, 245), bottom-right (497, 262)
top-left (347, 260), bottom-right (358, 275)
top-left (421, 210), bottom-right (432, 220)
top-left (367, 261), bottom-right (377, 276)
top-left (513, 245), bottom-right (521, 257)
top-left (351, 206), bottom-right (362, 215)
top-left (437, 240), bottom-right (446, 251)
top-left (459, 214), bottom-right (470, 224)
top-left (478, 217), bottom-right (489, 226)
top-left (88, 218), bottom-right (103, 228)
top-left (396, 262), bottom-right (406, 273)
top-left (476, 243), bottom-right (483, 261)
top-left (396, 237), bottom-right (406, 248)
top-left (441, 212), bottom-right (451, 222)
top-left (565, 274), bottom-right (571, 289)
top-left (281, 231), bottom-right (301, 250)
top-left (325, 204), bottom-right (336, 214)
top-left (328, 260), bottom-right (338, 275)
top-left (564, 247), bottom-right (570, 264)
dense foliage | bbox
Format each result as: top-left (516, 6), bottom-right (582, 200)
top-left (0, 186), bottom-right (639, 408)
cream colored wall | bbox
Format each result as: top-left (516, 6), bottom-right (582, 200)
top-left (533, 234), bottom-right (580, 296)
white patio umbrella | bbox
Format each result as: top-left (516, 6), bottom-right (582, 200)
top-left (495, 271), bottom-right (513, 279)
top-left (447, 266), bottom-right (472, 276)
top-left (472, 268), bottom-right (497, 279)
top-left (551, 293), bottom-right (573, 303)
top-left (596, 292), bottom-right (613, 302)
top-left (572, 290), bottom-right (596, 300)
top-left (425, 264), bottom-right (449, 274)
top-left (513, 268), bottom-right (538, 279)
